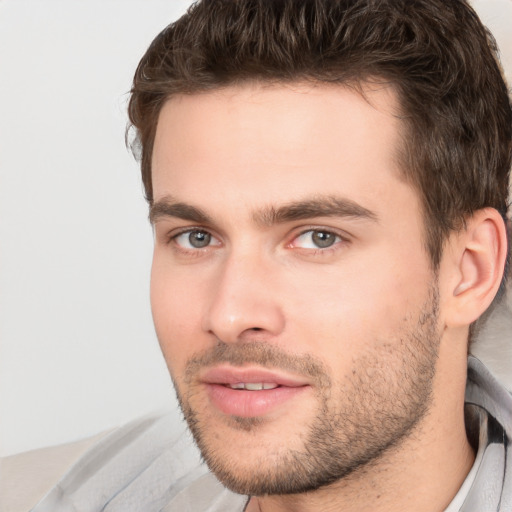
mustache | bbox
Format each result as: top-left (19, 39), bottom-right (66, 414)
top-left (184, 340), bottom-right (331, 387)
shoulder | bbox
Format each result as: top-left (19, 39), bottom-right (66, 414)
top-left (22, 410), bottom-right (211, 512)
top-left (1, 430), bottom-right (111, 512)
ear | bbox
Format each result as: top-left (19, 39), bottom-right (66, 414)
top-left (443, 208), bottom-right (508, 328)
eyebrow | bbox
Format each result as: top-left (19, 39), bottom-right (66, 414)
top-left (254, 196), bottom-right (378, 226)
top-left (150, 196), bottom-right (212, 224)
top-left (149, 195), bottom-right (378, 226)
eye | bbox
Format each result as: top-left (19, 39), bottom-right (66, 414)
top-left (173, 229), bottom-right (220, 249)
top-left (291, 229), bottom-right (343, 249)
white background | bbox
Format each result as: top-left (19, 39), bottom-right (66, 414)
top-left (1, 0), bottom-right (511, 457)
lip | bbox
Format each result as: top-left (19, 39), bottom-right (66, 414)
top-left (201, 365), bottom-right (310, 387)
top-left (201, 365), bottom-right (310, 418)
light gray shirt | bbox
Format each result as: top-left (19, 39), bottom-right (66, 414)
top-left (30, 356), bottom-right (512, 511)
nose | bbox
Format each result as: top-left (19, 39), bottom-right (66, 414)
top-left (202, 252), bottom-right (286, 343)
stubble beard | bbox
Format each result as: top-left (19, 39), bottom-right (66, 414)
top-left (172, 284), bottom-right (441, 496)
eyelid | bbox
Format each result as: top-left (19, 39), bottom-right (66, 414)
top-left (287, 226), bottom-right (350, 250)
top-left (166, 226), bottom-right (222, 250)
top-left (160, 223), bottom-right (211, 240)
top-left (158, 223), bottom-right (350, 254)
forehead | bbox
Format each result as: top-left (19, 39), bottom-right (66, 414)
top-left (151, 82), bottom-right (415, 220)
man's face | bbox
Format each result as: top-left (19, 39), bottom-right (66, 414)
top-left (150, 83), bottom-right (442, 494)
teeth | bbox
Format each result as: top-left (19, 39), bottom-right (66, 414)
top-left (228, 383), bottom-right (278, 390)
top-left (245, 383), bottom-right (264, 391)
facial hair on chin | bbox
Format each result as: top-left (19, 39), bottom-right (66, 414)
top-left (172, 283), bottom-right (441, 497)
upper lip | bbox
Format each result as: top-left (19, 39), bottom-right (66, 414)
top-left (200, 365), bottom-right (310, 387)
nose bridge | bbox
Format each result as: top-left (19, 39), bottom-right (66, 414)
top-left (203, 246), bottom-right (285, 342)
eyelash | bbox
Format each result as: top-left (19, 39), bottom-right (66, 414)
top-left (288, 227), bottom-right (348, 255)
top-left (167, 227), bottom-right (219, 253)
top-left (166, 226), bottom-right (349, 256)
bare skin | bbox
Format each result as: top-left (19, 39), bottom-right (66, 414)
top-left (150, 82), bottom-right (505, 512)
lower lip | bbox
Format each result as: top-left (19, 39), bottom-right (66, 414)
top-left (206, 384), bottom-right (308, 418)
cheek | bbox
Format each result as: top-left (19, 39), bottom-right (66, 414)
top-left (150, 257), bottom-right (205, 372)
top-left (285, 250), bottom-right (432, 358)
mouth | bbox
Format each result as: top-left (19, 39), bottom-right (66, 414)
top-left (226, 382), bottom-right (279, 390)
top-left (200, 366), bottom-right (310, 418)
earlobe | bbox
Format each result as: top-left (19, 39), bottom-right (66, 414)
top-left (447, 208), bottom-right (507, 326)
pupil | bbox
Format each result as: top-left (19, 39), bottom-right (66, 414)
top-left (189, 231), bottom-right (210, 248)
top-left (312, 231), bottom-right (334, 248)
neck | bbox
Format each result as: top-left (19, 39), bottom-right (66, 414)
top-left (247, 354), bottom-right (474, 512)
top-left (248, 428), bottom-right (473, 512)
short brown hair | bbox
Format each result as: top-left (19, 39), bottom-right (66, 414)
top-left (128, 0), bottom-right (511, 267)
